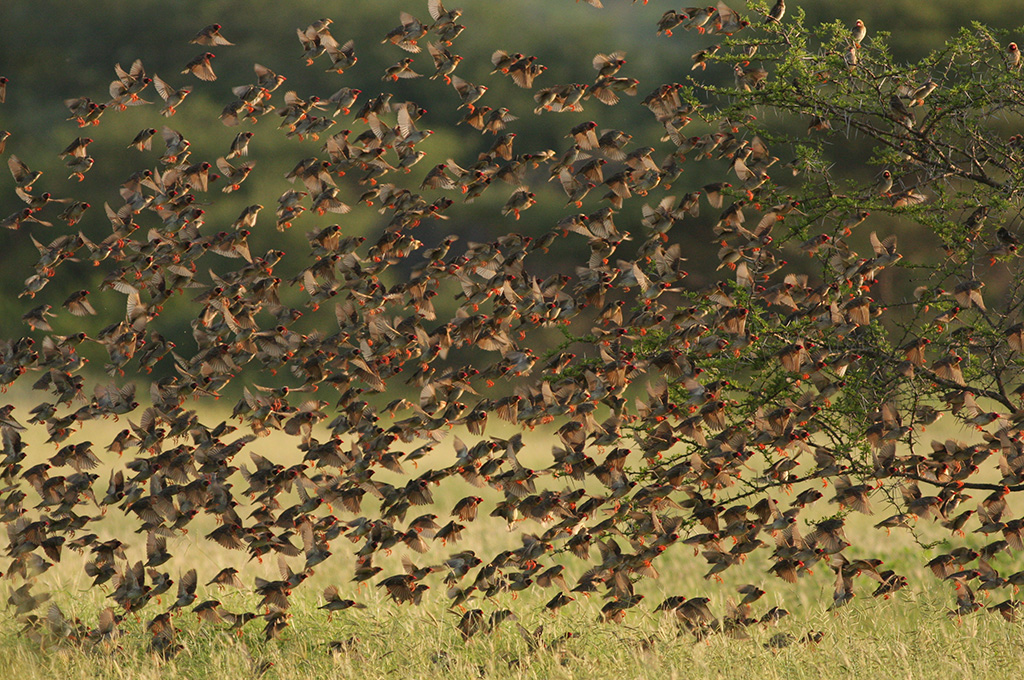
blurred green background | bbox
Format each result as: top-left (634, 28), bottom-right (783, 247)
top-left (0, 0), bottom-right (1020, 373)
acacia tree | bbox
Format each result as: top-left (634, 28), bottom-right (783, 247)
top-left (2, 0), bottom-right (1024, 650)
top-left (612, 11), bottom-right (1024, 621)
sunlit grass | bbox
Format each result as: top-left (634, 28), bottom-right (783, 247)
top-left (3, 567), bottom-right (1024, 680)
top-left (2, 392), bottom-right (1022, 678)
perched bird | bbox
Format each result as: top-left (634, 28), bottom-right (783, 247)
top-left (765, 0), bottom-right (785, 24)
top-left (874, 170), bottom-right (893, 196)
top-left (852, 19), bottom-right (866, 46)
top-left (908, 78), bottom-right (937, 106)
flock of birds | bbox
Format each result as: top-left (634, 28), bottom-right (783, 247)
top-left (1, 0), bottom-right (1024, 662)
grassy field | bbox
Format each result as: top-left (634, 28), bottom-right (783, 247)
top-left (3, 549), bottom-right (1024, 680)
top-left (1, 396), bottom-right (1022, 679)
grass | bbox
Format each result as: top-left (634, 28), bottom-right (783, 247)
top-left (2, 394), bottom-right (1023, 679)
top-left (3, 561), bottom-right (1024, 680)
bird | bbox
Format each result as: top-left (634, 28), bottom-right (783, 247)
top-left (874, 170), bottom-right (893, 196)
top-left (909, 78), bottom-right (937, 106)
top-left (8, 155), bottom-right (42, 192)
top-left (65, 156), bottom-right (94, 182)
top-left (1008, 42), bottom-right (1021, 69)
top-left (128, 128), bottom-right (157, 151)
top-left (383, 58), bottom-right (422, 81)
top-left (765, 0), bottom-right (785, 24)
top-left (325, 39), bottom-right (358, 74)
top-left (852, 19), bottom-right (867, 46)
top-left (657, 10), bottom-right (686, 36)
top-left (169, 569), bottom-right (198, 610)
top-left (207, 568), bottom-right (244, 590)
top-left (428, 42), bottom-right (462, 84)
top-left (59, 137), bottom-right (93, 159)
top-left (227, 131), bottom-right (255, 159)
top-left (502, 187), bottom-right (536, 220)
top-left (182, 53), bottom-right (216, 81)
top-left (450, 76), bottom-right (487, 111)
top-left (152, 76), bottom-right (191, 116)
top-left (216, 157), bottom-right (256, 193)
top-left (318, 586), bottom-right (366, 620)
top-left (108, 60), bottom-right (152, 110)
top-left (383, 12), bottom-right (428, 53)
top-left (191, 24), bottom-right (233, 46)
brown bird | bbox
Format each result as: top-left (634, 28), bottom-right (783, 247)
top-left (383, 12), bottom-right (428, 53)
top-left (108, 59), bottom-right (152, 110)
top-left (502, 186), bottom-right (536, 220)
top-left (428, 42), bottom-right (462, 84)
top-left (152, 75), bottom-right (192, 116)
top-left (128, 128), bottom-right (157, 151)
top-left (170, 569), bottom-right (198, 610)
top-left (66, 156), bottom-right (94, 182)
top-left (62, 290), bottom-right (96, 317)
top-left (457, 609), bottom-right (485, 640)
top-left (59, 137), bottom-right (93, 159)
top-left (191, 24), bottom-right (233, 46)
top-left (207, 567), bottom-right (244, 590)
top-left (319, 586), bottom-right (366, 620)
top-left (451, 75), bottom-right (487, 110)
top-left (264, 609), bottom-right (290, 641)
top-left (8, 155), bottom-right (42, 192)
top-left (765, 0), bottom-right (785, 24)
top-left (593, 51), bottom-right (627, 77)
top-left (657, 10), bottom-right (685, 36)
top-left (383, 58), bottom-right (422, 81)
top-left (320, 38), bottom-right (357, 74)
top-left (182, 53), bottom-right (217, 81)
top-left (217, 157), bottom-right (256, 193)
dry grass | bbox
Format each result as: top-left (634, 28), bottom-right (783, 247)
top-left (1, 396), bottom-right (1022, 679)
top-left (3, 558), bottom-right (1024, 680)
